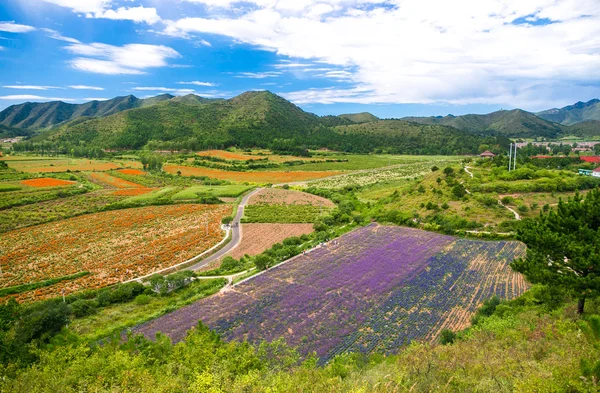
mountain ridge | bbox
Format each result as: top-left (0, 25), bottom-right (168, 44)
top-left (536, 98), bottom-right (600, 125)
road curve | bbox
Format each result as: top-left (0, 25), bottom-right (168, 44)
top-left (185, 187), bottom-right (262, 271)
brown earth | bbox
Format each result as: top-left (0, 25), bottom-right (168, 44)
top-left (248, 188), bottom-right (335, 207)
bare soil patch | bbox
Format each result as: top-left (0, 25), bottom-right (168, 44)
top-left (248, 188), bottom-right (335, 207)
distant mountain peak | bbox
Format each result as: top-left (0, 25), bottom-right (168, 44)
top-left (537, 98), bottom-right (600, 125)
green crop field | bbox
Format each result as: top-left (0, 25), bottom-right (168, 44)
top-left (172, 185), bottom-right (253, 200)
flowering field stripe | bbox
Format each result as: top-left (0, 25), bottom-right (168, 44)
top-left (20, 178), bottom-right (77, 187)
top-left (0, 271), bottom-right (90, 297)
top-left (131, 224), bottom-right (528, 363)
top-left (0, 204), bottom-right (231, 302)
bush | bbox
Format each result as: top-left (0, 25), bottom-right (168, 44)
top-left (134, 294), bottom-right (152, 306)
top-left (221, 216), bottom-right (233, 225)
top-left (501, 196), bottom-right (513, 205)
top-left (221, 256), bottom-right (242, 271)
top-left (70, 299), bottom-right (98, 318)
top-left (439, 329), bottom-right (456, 345)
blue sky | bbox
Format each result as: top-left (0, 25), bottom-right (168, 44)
top-left (1, 0), bottom-right (599, 118)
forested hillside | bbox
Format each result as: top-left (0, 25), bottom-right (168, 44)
top-left (23, 91), bottom-right (505, 155)
top-left (0, 94), bottom-right (175, 129)
top-left (537, 99), bottom-right (600, 125)
top-left (403, 109), bottom-right (565, 138)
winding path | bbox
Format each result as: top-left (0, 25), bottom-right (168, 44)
top-left (185, 187), bottom-right (262, 271)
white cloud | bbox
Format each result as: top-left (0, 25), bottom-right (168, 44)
top-left (93, 6), bottom-right (162, 24)
top-left (166, 0), bottom-right (600, 109)
top-left (38, 0), bottom-right (110, 13)
top-left (0, 21), bottom-right (36, 33)
top-left (40, 28), bottom-right (80, 43)
top-left (83, 97), bottom-right (109, 101)
top-left (132, 86), bottom-right (196, 94)
top-left (65, 43), bottom-right (180, 75)
top-left (3, 85), bottom-right (61, 90)
top-left (0, 94), bottom-right (74, 101)
top-left (38, 1), bottom-right (160, 24)
top-left (235, 71), bottom-right (282, 79)
top-left (177, 81), bottom-right (217, 86)
top-left (68, 85), bottom-right (104, 90)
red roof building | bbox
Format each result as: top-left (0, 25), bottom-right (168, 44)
top-left (581, 156), bottom-right (600, 163)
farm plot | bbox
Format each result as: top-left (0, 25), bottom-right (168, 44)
top-left (0, 190), bottom-right (126, 233)
top-left (164, 165), bottom-right (341, 184)
top-left (248, 188), bottom-right (335, 207)
top-left (172, 185), bottom-right (253, 200)
top-left (229, 223), bottom-right (314, 260)
top-left (5, 158), bottom-right (142, 173)
top-left (301, 161), bottom-right (456, 189)
top-left (242, 188), bottom-right (334, 223)
top-left (20, 178), bottom-right (76, 187)
top-left (0, 204), bottom-right (231, 303)
top-left (133, 224), bottom-right (526, 363)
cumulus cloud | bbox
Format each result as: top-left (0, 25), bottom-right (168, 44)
top-left (93, 6), bottom-right (161, 24)
top-left (37, 1), bottom-right (161, 24)
top-left (65, 43), bottom-right (180, 75)
top-left (166, 0), bottom-right (600, 108)
top-left (0, 21), bottom-right (36, 33)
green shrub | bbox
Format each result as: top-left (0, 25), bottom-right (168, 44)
top-left (70, 299), bottom-right (98, 318)
top-left (439, 329), bottom-right (456, 345)
top-left (134, 294), bottom-right (152, 306)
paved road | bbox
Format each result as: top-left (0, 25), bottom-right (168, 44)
top-left (185, 187), bottom-right (262, 271)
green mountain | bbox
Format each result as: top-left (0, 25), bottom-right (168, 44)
top-left (331, 120), bottom-right (502, 154)
top-left (563, 120), bottom-right (600, 137)
top-left (0, 94), bottom-right (175, 129)
top-left (339, 112), bottom-right (379, 123)
top-left (23, 91), bottom-right (502, 155)
top-left (402, 109), bottom-right (565, 138)
top-left (536, 99), bottom-right (600, 125)
top-left (0, 124), bottom-right (32, 139)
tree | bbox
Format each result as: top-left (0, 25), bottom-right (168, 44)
top-left (512, 190), bottom-right (600, 314)
top-left (254, 254), bottom-right (274, 271)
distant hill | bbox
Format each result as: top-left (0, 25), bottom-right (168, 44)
top-left (331, 120), bottom-right (499, 155)
top-left (0, 94), bottom-right (175, 129)
top-left (537, 99), bottom-right (600, 125)
top-left (402, 109), bottom-right (565, 138)
top-left (339, 112), bottom-right (379, 123)
top-left (563, 120), bottom-right (600, 137)
top-left (0, 124), bottom-right (32, 139)
top-left (20, 91), bottom-right (502, 155)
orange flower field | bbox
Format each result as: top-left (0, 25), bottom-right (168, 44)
top-left (90, 172), bottom-right (145, 188)
top-left (0, 204), bottom-right (232, 303)
top-left (117, 169), bottom-right (146, 175)
top-left (164, 164), bottom-right (341, 184)
top-left (20, 178), bottom-right (77, 187)
top-left (112, 188), bottom-right (154, 196)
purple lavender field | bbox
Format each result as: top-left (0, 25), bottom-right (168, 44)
top-left (133, 224), bottom-right (527, 362)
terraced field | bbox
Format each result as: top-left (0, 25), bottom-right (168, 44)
top-left (0, 204), bottom-right (231, 303)
top-left (133, 224), bottom-right (527, 362)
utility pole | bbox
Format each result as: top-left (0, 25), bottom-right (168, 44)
top-left (513, 143), bottom-right (517, 171)
top-left (508, 143), bottom-right (513, 172)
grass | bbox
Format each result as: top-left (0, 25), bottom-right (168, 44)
top-left (172, 185), bottom-right (253, 200)
top-left (242, 204), bottom-right (329, 223)
top-left (70, 278), bottom-right (227, 341)
top-left (0, 272), bottom-right (90, 297)
top-left (0, 183), bottom-right (21, 192)
top-left (283, 154), bottom-right (463, 172)
top-left (121, 187), bottom-right (180, 204)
